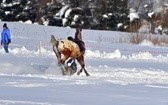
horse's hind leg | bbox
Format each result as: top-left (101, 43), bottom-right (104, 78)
top-left (84, 68), bottom-right (90, 76)
top-left (77, 67), bottom-right (90, 76)
top-left (77, 68), bottom-right (90, 76)
top-left (76, 56), bottom-right (90, 76)
top-left (77, 68), bottom-right (83, 75)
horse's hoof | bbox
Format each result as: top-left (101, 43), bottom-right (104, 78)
top-left (77, 71), bottom-right (81, 75)
top-left (86, 73), bottom-right (90, 77)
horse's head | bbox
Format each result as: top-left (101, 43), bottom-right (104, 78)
top-left (50, 35), bottom-right (59, 46)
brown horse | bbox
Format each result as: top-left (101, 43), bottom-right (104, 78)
top-left (50, 35), bottom-right (90, 76)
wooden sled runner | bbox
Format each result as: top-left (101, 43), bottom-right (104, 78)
top-left (50, 35), bottom-right (90, 76)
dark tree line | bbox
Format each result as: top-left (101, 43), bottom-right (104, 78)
top-left (0, 0), bottom-right (37, 22)
top-left (0, 0), bottom-right (130, 31)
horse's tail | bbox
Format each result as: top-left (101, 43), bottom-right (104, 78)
top-left (50, 35), bottom-right (59, 46)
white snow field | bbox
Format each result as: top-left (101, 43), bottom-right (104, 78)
top-left (0, 22), bottom-right (168, 105)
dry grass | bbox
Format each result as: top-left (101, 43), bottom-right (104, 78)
top-left (130, 33), bottom-right (168, 46)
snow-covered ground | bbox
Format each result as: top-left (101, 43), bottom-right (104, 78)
top-left (0, 22), bottom-right (168, 105)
